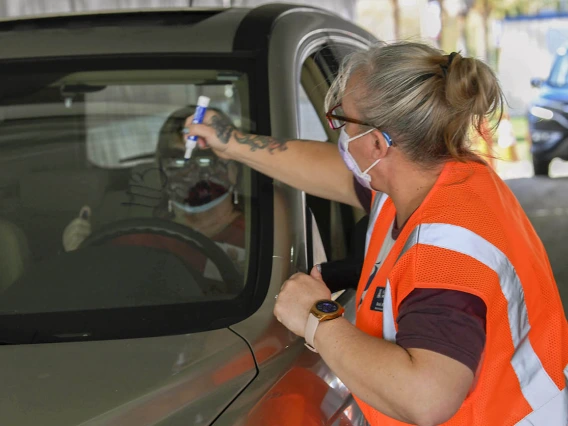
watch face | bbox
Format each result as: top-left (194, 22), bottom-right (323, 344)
top-left (316, 300), bottom-right (339, 314)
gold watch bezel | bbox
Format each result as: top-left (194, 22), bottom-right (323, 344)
top-left (310, 299), bottom-right (344, 321)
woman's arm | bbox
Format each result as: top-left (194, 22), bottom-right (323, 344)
top-left (314, 318), bottom-right (473, 426)
top-left (185, 111), bottom-right (363, 209)
top-left (274, 270), bottom-right (477, 426)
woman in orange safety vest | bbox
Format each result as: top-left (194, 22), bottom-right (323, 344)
top-left (186, 42), bottom-right (568, 425)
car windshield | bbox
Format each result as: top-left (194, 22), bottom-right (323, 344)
top-left (548, 51), bottom-right (568, 87)
top-left (0, 59), bottom-right (258, 336)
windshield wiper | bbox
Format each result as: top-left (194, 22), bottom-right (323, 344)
top-left (0, 331), bottom-right (36, 345)
top-left (0, 330), bottom-right (94, 345)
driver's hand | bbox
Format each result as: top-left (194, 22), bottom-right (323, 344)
top-left (183, 110), bottom-right (239, 159)
top-left (63, 206), bottom-right (92, 252)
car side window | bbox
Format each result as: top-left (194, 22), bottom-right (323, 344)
top-left (549, 53), bottom-right (568, 87)
top-left (298, 42), bottom-right (365, 261)
top-left (298, 85), bottom-right (328, 142)
top-left (297, 45), bottom-right (347, 260)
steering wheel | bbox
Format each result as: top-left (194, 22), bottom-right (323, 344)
top-left (80, 218), bottom-right (243, 294)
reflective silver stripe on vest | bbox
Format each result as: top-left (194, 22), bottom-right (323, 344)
top-left (382, 280), bottom-right (396, 342)
top-left (391, 223), bottom-right (564, 417)
top-left (515, 364), bottom-right (568, 425)
top-left (366, 192), bottom-right (388, 253)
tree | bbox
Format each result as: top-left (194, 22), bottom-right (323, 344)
top-left (480, 0), bottom-right (491, 61)
top-left (439, 0), bottom-right (446, 49)
top-left (438, 0), bottom-right (462, 53)
top-left (473, 0), bottom-right (562, 63)
top-left (458, 0), bottom-right (475, 55)
top-left (391, 0), bottom-right (401, 40)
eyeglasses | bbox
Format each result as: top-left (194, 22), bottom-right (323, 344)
top-left (326, 104), bottom-right (394, 146)
top-left (325, 104), bottom-right (375, 130)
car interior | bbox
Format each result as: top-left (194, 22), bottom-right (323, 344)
top-left (0, 68), bottom-right (255, 312)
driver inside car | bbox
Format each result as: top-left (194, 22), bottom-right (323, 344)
top-left (62, 106), bottom-right (246, 290)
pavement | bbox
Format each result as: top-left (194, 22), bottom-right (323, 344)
top-left (501, 158), bottom-right (568, 315)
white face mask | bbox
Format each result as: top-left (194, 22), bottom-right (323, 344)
top-left (172, 189), bottom-right (231, 214)
top-left (338, 128), bottom-right (383, 190)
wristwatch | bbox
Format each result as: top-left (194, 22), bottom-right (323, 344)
top-left (304, 299), bottom-right (344, 353)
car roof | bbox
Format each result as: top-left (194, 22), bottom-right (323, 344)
top-left (0, 5), bottom-right (341, 60)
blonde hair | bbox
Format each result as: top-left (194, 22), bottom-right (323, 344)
top-left (325, 42), bottom-right (504, 166)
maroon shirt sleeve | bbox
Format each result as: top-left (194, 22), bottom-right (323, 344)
top-left (395, 288), bottom-right (487, 373)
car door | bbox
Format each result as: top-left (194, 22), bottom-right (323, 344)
top-left (219, 10), bottom-right (375, 425)
top-left (295, 34), bottom-right (373, 425)
top-left (227, 36), bottom-right (372, 426)
top-left (298, 35), bottom-right (370, 301)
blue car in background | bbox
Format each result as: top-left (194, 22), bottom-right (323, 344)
top-left (529, 45), bottom-right (568, 176)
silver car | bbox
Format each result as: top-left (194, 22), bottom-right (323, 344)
top-left (0, 5), bottom-right (376, 425)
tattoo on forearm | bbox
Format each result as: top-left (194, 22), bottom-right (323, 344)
top-left (206, 111), bottom-right (288, 153)
top-left (233, 133), bottom-right (288, 154)
top-left (209, 114), bottom-right (236, 144)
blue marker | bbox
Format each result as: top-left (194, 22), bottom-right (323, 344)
top-left (184, 95), bottom-right (210, 160)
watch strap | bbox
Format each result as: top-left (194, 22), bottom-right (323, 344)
top-left (304, 313), bottom-right (320, 352)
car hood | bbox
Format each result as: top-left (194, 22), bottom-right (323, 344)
top-left (0, 329), bottom-right (256, 426)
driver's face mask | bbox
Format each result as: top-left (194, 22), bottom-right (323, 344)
top-left (162, 157), bottom-right (233, 215)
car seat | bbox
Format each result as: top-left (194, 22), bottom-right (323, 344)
top-left (18, 169), bottom-right (112, 256)
top-left (120, 161), bottom-right (165, 218)
top-left (0, 219), bottom-right (31, 293)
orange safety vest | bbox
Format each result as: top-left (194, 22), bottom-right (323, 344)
top-left (354, 160), bottom-right (568, 425)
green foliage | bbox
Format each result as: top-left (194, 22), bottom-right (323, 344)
top-left (485, 0), bottom-right (562, 19)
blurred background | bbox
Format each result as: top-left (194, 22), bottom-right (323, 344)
top-left (3, 0), bottom-right (568, 179)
